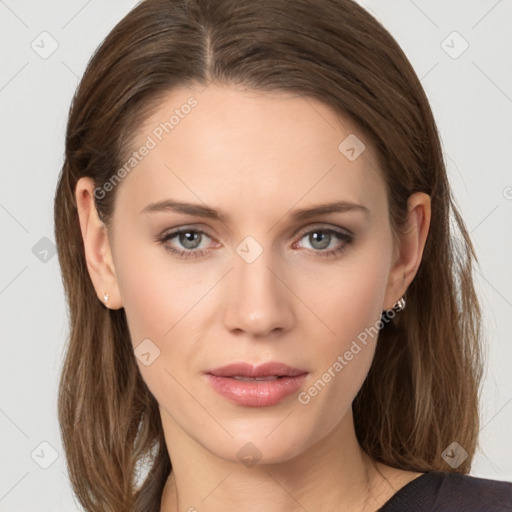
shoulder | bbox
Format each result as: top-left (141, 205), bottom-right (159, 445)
top-left (379, 471), bottom-right (512, 512)
top-left (437, 472), bottom-right (512, 508)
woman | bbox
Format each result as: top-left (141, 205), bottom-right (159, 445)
top-left (54, 0), bottom-right (512, 510)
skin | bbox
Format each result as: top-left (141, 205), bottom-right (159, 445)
top-left (75, 84), bottom-right (431, 512)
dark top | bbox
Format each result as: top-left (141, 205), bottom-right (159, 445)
top-left (378, 471), bottom-right (512, 511)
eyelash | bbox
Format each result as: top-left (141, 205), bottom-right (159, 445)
top-left (156, 225), bottom-right (354, 260)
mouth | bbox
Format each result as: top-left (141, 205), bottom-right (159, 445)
top-left (204, 361), bottom-right (308, 407)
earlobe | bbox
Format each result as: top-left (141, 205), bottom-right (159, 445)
top-left (383, 192), bottom-right (431, 311)
top-left (75, 177), bottom-right (122, 309)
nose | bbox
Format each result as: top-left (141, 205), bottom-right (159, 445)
top-left (222, 245), bottom-right (295, 338)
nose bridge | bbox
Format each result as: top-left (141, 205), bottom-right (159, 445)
top-left (235, 240), bottom-right (274, 296)
top-left (223, 235), bottom-right (294, 336)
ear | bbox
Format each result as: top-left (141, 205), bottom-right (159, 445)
top-left (383, 192), bottom-right (431, 310)
top-left (75, 177), bottom-right (122, 310)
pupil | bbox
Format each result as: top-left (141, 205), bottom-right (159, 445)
top-left (181, 232), bottom-right (200, 249)
top-left (311, 231), bottom-right (330, 250)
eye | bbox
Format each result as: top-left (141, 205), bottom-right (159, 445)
top-left (157, 227), bottom-right (215, 259)
top-left (293, 227), bottom-right (354, 258)
top-left (156, 225), bottom-right (354, 260)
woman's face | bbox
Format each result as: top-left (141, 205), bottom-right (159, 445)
top-left (106, 84), bottom-right (402, 463)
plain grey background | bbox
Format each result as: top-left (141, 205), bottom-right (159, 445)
top-left (1, 1), bottom-right (511, 510)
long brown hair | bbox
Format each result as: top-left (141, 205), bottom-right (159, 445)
top-left (54, 0), bottom-right (483, 510)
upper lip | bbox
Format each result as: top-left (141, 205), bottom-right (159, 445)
top-left (206, 362), bottom-right (307, 378)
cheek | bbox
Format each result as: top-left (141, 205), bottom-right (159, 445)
top-left (112, 238), bottom-right (223, 406)
top-left (113, 236), bottom-right (208, 343)
top-left (112, 242), bottom-right (207, 411)
top-left (293, 242), bottom-right (391, 415)
top-left (296, 246), bottom-right (390, 353)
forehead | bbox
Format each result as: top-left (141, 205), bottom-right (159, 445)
top-left (114, 84), bottom-right (386, 221)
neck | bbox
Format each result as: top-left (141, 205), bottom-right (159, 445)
top-left (159, 409), bottom-right (395, 512)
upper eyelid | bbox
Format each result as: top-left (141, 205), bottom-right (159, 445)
top-left (294, 224), bottom-right (353, 238)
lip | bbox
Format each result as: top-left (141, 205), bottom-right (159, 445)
top-left (206, 361), bottom-right (307, 378)
top-left (204, 362), bottom-right (308, 407)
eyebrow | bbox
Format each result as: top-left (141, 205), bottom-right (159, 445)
top-left (140, 199), bottom-right (370, 222)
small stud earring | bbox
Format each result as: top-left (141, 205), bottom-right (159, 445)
top-left (102, 292), bottom-right (110, 305)
top-left (392, 296), bottom-right (406, 312)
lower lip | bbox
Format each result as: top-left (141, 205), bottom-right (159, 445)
top-left (205, 374), bottom-right (308, 407)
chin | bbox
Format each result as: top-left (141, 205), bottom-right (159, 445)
top-left (202, 422), bottom-right (319, 467)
